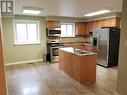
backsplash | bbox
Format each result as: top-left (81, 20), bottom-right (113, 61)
top-left (46, 36), bottom-right (93, 43)
top-left (58, 37), bottom-right (92, 43)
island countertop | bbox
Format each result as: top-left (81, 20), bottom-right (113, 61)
top-left (60, 47), bottom-right (97, 56)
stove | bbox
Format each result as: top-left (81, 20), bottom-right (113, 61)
top-left (47, 39), bottom-right (63, 63)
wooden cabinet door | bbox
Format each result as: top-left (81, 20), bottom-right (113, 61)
top-left (116, 18), bottom-right (121, 27)
top-left (75, 22), bottom-right (88, 36)
top-left (96, 20), bottom-right (102, 28)
top-left (108, 18), bottom-right (116, 27)
top-left (86, 22), bottom-right (93, 33)
top-left (108, 18), bottom-right (120, 27)
top-left (59, 50), bottom-right (73, 77)
top-left (64, 52), bottom-right (73, 77)
top-left (100, 19), bottom-right (106, 28)
top-left (86, 21), bottom-right (98, 33)
top-left (73, 55), bottom-right (82, 83)
top-left (73, 55), bottom-right (96, 84)
top-left (81, 55), bottom-right (96, 83)
top-left (46, 21), bottom-right (61, 28)
top-left (103, 18), bottom-right (110, 27)
top-left (59, 50), bottom-right (65, 71)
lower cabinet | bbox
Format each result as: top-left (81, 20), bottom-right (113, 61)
top-left (59, 50), bottom-right (96, 84)
top-left (73, 55), bottom-right (96, 84)
top-left (59, 50), bottom-right (73, 77)
top-left (59, 50), bottom-right (65, 71)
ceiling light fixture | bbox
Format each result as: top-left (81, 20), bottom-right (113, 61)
top-left (84, 10), bottom-right (111, 17)
top-left (23, 9), bottom-right (41, 15)
top-left (23, 7), bottom-right (42, 15)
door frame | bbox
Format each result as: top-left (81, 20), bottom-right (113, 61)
top-left (0, 16), bottom-right (7, 95)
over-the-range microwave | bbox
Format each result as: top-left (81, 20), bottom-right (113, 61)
top-left (46, 28), bottom-right (61, 37)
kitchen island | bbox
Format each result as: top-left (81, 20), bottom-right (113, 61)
top-left (59, 47), bottom-right (97, 84)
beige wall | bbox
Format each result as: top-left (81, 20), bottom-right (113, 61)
top-left (117, 0), bottom-right (127, 95)
top-left (2, 14), bottom-right (118, 65)
top-left (2, 15), bottom-right (47, 64)
top-left (59, 37), bottom-right (91, 43)
top-left (2, 15), bottom-right (90, 64)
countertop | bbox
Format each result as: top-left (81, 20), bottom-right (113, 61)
top-left (60, 47), bottom-right (97, 56)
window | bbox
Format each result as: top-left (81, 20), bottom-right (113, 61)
top-left (13, 20), bottom-right (40, 45)
top-left (61, 23), bottom-right (75, 37)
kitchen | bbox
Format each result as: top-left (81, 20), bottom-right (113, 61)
top-left (45, 16), bottom-right (120, 86)
top-left (46, 18), bottom-right (120, 67)
top-left (0, 0), bottom-right (126, 95)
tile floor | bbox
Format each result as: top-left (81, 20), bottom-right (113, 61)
top-left (6, 62), bottom-right (120, 95)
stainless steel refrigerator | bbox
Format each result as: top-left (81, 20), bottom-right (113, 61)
top-left (92, 27), bottom-right (120, 67)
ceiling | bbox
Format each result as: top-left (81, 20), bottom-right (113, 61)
top-left (14, 0), bottom-right (123, 18)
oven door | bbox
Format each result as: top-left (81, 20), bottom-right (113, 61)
top-left (50, 47), bottom-right (59, 62)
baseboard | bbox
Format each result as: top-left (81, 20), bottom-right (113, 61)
top-left (5, 59), bottom-right (43, 66)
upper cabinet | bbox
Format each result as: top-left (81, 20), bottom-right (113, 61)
top-left (75, 22), bottom-right (88, 36)
top-left (46, 18), bottom-right (121, 36)
top-left (86, 21), bottom-right (97, 33)
top-left (46, 21), bottom-right (61, 28)
top-left (98, 18), bottom-right (121, 27)
top-left (86, 17), bottom-right (121, 33)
